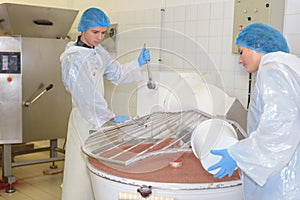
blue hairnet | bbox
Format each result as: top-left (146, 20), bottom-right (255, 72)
top-left (236, 23), bottom-right (289, 53)
top-left (78, 8), bottom-right (110, 32)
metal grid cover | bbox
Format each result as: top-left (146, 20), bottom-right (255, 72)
top-left (82, 110), bottom-right (244, 167)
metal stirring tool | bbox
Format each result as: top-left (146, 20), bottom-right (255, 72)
top-left (144, 43), bottom-right (156, 90)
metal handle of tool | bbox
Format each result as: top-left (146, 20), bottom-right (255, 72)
top-left (143, 43), bottom-right (152, 81)
top-left (24, 83), bottom-right (54, 107)
top-left (143, 44), bottom-right (156, 90)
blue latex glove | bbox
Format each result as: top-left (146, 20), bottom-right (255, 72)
top-left (138, 48), bottom-right (150, 67)
top-left (111, 115), bottom-right (131, 123)
top-left (207, 149), bottom-right (237, 178)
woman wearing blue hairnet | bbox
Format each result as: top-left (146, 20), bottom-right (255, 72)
top-left (60, 8), bottom-right (150, 200)
top-left (208, 23), bottom-right (300, 199)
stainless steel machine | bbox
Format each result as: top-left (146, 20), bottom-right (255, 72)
top-left (0, 3), bottom-right (78, 192)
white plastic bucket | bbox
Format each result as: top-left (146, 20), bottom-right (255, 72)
top-left (191, 119), bottom-right (238, 175)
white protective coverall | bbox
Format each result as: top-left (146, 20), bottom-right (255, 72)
top-left (229, 52), bottom-right (300, 199)
top-left (60, 41), bottom-right (142, 200)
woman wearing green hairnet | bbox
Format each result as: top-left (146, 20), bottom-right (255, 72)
top-left (60, 7), bottom-right (150, 200)
top-left (208, 23), bottom-right (300, 199)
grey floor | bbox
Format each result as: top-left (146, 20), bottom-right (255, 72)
top-left (0, 141), bottom-right (65, 200)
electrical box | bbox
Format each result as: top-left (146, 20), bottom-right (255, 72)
top-left (232, 0), bottom-right (286, 54)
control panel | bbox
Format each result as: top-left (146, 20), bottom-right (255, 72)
top-left (0, 52), bottom-right (21, 73)
top-left (232, 0), bottom-right (286, 53)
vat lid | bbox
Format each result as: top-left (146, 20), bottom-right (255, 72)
top-left (82, 110), bottom-right (213, 167)
top-left (0, 3), bottom-right (78, 38)
top-left (82, 110), bottom-right (245, 168)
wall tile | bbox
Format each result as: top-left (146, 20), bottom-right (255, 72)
top-left (284, 14), bottom-right (300, 34)
top-left (209, 19), bottom-right (224, 37)
top-left (221, 53), bottom-right (236, 71)
top-left (186, 4), bottom-right (198, 21)
top-left (197, 20), bottom-right (210, 37)
top-left (174, 6), bottom-right (186, 22)
top-left (234, 73), bottom-right (249, 90)
top-left (165, 6), bottom-right (174, 22)
top-left (286, 35), bottom-right (300, 56)
top-left (223, 19), bottom-right (233, 37)
top-left (210, 2), bottom-right (224, 19)
top-left (208, 36), bottom-right (223, 53)
top-left (185, 21), bottom-right (198, 37)
top-left (223, 0), bottom-right (234, 19)
top-left (285, 0), bottom-right (300, 14)
top-left (197, 3), bottom-right (211, 20)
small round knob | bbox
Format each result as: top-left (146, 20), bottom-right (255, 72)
top-left (137, 185), bottom-right (152, 198)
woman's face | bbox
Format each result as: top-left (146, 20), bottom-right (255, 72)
top-left (237, 46), bottom-right (264, 73)
top-left (80, 26), bottom-right (107, 47)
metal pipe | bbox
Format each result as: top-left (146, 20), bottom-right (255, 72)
top-left (12, 157), bottom-right (64, 167)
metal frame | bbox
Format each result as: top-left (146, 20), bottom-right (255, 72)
top-left (1, 139), bottom-right (64, 193)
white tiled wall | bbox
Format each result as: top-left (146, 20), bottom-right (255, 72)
top-left (1, 0), bottom-right (300, 111)
top-left (285, 0), bottom-right (300, 57)
top-left (109, 1), bottom-right (249, 111)
top-left (107, 0), bottom-right (300, 111)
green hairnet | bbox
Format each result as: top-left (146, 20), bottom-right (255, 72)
top-left (78, 8), bottom-right (110, 32)
top-left (236, 23), bottom-right (289, 53)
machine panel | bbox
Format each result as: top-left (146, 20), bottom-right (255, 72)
top-left (0, 52), bottom-right (21, 73)
top-left (0, 38), bottom-right (22, 144)
top-left (232, 0), bottom-right (286, 53)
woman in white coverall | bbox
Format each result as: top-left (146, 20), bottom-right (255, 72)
top-left (207, 23), bottom-right (300, 199)
top-left (60, 8), bottom-right (150, 200)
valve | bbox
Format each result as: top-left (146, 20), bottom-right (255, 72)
top-left (137, 185), bottom-right (152, 198)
